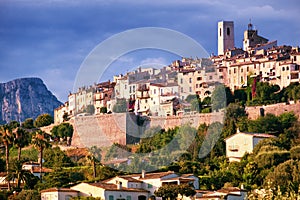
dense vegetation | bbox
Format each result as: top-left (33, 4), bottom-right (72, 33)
top-left (188, 82), bottom-right (300, 113)
top-left (105, 103), bottom-right (300, 198)
top-left (1, 99), bottom-right (300, 199)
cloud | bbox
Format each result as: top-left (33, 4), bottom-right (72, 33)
top-left (140, 57), bottom-right (168, 68)
top-left (0, 0), bottom-right (300, 102)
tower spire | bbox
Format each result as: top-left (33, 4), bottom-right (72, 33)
top-left (248, 19), bottom-right (253, 31)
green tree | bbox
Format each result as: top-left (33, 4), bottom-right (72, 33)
top-left (100, 107), bottom-right (107, 114)
top-left (185, 94), bottom-right (198, 103)
top-left (43, 147), bottom-right (74, 168)
top-left (8, 190), bottom-right (40, 200)
top-left (32, 130), bottom-right (51, 181)
top-left (51, 123), bottom-right (73, 145)
top-left (190, 99), bottom-right (201, 112)
top-left (85, 105), bottom-right (95, 115)
top-left (6, 160), bottom-right (35, 190)
top-left (87, 146), bottom-right (102, 179)
top-left (211, 84), bottom-right (227, 111)
top-left (62, 112), bottom-right (70, 122)
top-left (265, 160), bottom-right (300, 193)
top-left (154, 184), bottom-right (179, 200)
top-left (177, 184), bottom-right (196, 199)
top-left (13, 127), bottom-right (31, 161)
top-left (35, 170), bottom-right (71, 190)
top-left (34, 114), bottom-right (53, 128)
top-left (0, 125), bottom-right (14, 190)
top-left (112, 98), bottom-right (127, 113)
top-left (21, 118), bottom-right (34, 129)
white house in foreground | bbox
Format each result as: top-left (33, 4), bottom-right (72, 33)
top-left (41, 171), bottom-right (199, 200)
top-left (225, 129), bottom-right (276, 162)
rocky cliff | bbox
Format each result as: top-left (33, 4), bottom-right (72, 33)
top-left (0, 77), bottom-right (62, 124)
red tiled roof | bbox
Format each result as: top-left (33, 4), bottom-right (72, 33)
top-left (88, 182), bottom-right (149, 192)
top-left (41, 187), bottom-right (79, 193)
top-left (32, 166), bottom-right (53, 173)
top-left (0, 172), bottom-right (7, 177)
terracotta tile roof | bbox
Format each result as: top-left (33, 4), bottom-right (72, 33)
top-left (31, 166), bottom-right (53, 173)
top-left (88, 182), bottom-right (149, 192)
top-left (41, 187), bottom-right (79, 193)
top-left (119, 176), bottom-right (143, 183)
top-left (0, 172), bottom-right (7, 177)
top-left (162, 177), bottom-right (195, 182)
top-left (139, 171), bottom-right (176, 179)
top-left (225, 131), bottom-right (276, 141)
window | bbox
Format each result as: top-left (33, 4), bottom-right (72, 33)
top-left (227, 27), bottom-right (230, 35)
top-left (234, 68), bottom-right (236, 74)
top-left (133, 85), bottom-right (135, 92)
top-left (154, 89), bottom-right (156, 94)
top-left (197, 77), bottom-right (202, 81)
top-left (229, 70), bottom-right (231, 74)
top-left (109, 195), bottom-right (114, 200)
top-left (189, 78), bottom-right (192, 83)
top-left (129, 86), bottom-right (131, 93)
top-left (287, 76), bottom-right (290, 79)
top-left (196, 84), bottom-right (199, 88)
top-left (209, 76), bottom-right (213, 80)
top-left (219, 28), bottom-right (222, 37)
top-left (181, 88), bottom-right (183, 93)
top-left (295, 65), bottom-right (299, 70)
top-left (219, 69), bottom-right (223, 72)
top-left (247, 67), bottom-right (249, 72)
top-left (286, 66), bottom-right (289, 71)
top-left (126, 196), bottom-right (132, 200)
top-left (145, 99), bottom-right (148, 103)
top-left (219, 76), bottom-right (223, 79)
top-left (294, 56), bottom-right (297, 61)
top-left (241, 68), bottom-right (243, 73)
top-left (282, 67), bottom-right (285, 71)
top-left (189, 87), bottom-right (192, 92)
top-left (180, 78), bottom-right (183, 84)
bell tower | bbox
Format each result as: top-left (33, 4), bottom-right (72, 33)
top-left (218, 21), bottom-right (234, 55)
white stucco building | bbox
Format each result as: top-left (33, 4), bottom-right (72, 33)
top-left (225, 129), bottom-right (276, 162)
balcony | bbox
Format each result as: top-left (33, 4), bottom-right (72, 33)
top-left (136, 91), bottom-right (150, 99)
top-left (137, 85), bottom-right (149, 91)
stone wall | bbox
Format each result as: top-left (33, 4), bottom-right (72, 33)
top-left (71, 113), bottom-right (127, 148)
top-left (245, 102), bottom-right (300, 120)
top-left (45, 102), bottom-right (300, 148)
top-left (70, 111), bottom-right (225, 148)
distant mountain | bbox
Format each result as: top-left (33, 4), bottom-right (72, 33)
top-left (0, 77), bottom-right (62, 124)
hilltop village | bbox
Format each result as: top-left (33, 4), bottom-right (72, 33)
top-left (55, 21), bottom-right (300, 123)
top-left (1, 21), bottom-right (300, 200)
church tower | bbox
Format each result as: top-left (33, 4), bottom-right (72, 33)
top-left (218, 21), bottom-right (234, 55)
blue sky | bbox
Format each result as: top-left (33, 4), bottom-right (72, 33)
top-left (0, 0), bottom-right (299, 102)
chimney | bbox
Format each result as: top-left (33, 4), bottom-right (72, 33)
top-left (117, 181), bottom-right (122, 190)
top-left (142, 170), bottom-right (146, 178)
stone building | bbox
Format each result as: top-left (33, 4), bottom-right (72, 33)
top-left (218, 21), bottom-right (235, 55)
